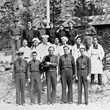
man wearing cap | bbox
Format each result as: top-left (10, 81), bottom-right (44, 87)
top-left (76, 45), bottom-right (91, 105)
top-left (38, 35), bottom-right (52, 61)
top-left (59, 45), bottom-right (75, 104)
top-left (19, 39), bottom-right (31, 62)
top-left (88, 37), bottom-right (104, 85)
top-left (59, 36), bottom-right (72, 56)
top-left (67, 22), bottom-right (77, 45)
top-left (13, 51), bottom-right (28, 106)
top-left (72, 35), bottom-right (83, 62)
top-left (10, 19), bottom-right (23, 62)
top-left (24, 21), bottom-right (36, 47)
top-left (47, 23), bottom-right (57, 44)
top-left (30, 38), bottom-right (41, 61)
top-left (28, 51), bottom-right (42, 105)
top-left (42, 46), bottom-right (58, 104)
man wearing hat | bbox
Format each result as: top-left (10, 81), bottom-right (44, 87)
top-left (72, 35), bottom-right (83, 62)
top-left (59, 45), bottom-right (75, 104)
top-left (13, 51), bottom-right (28, 106)
top-left (10, 19), bottom-right (23, 63)
top-left (38, 35), bottom-right (52, 61)
top-left (88, 37), bottom-right (104, 85)
top-left (19, 39), bottom-right (31, 62)
top-left (30, 38), bottom-right (41, 61)
top-left (59, 36), bottom-right (72, 56)
top-left (76, 45), bottom-right (91, 105)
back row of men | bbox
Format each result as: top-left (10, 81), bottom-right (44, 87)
top-left (13, 34), bottom-right (104, 106)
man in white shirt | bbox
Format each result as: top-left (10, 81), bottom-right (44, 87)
top-left (19, 39), bottom-right (31, 62)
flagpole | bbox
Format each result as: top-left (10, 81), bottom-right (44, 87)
top-left (47, 0), bottom-right (50, 28)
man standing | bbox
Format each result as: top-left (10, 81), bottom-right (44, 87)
top-left (88, 37), bottom-right (104, 85)
top-left (10, 19), bottom-right (23, 62)
top-left (42, 46), bottom-right (58, 104)
top-left (76, 45), bottom-right (91, 105)
top-left (28, 51), bottom-right (42, 105)
top-left (13, 51), bottom-right (27, 106)
top-left (47, 22), bottom-right (57, 44)
top-left (24, 21), bottom-right (36, 47)
top-left (19, 39), bottom-right (31, 62)
top-left (59, 45), bottom-right (75, 104)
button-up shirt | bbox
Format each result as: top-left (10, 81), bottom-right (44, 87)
top-left (59, 54), bottom-right (75, 74)
top-left (76, 55), bottom-right (91, 75)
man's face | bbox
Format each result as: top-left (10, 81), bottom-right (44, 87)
top-left (19, 54), bottom-right (23, 59)
top-left (93, 38), bottom-right (98, 45)
top-left (68, 22), bottom-right (73, 28)
top-left (55, 38), bottom-right (59, 44)
top-left (28, 22), bottom-right (32, 28)
top-left (80, 48), bottom-right (85, 55)
top-left (14, 21), bottom-right (18, 26)
top-left (40, 23), bottom-right (44, 28)
top-left (33, 41), bottom-right (38, 46)
top-left (62, 39), bottom-right (67, 45)
top-left (48, 47), bottom-right (54, 55)
top-left (60, 25), bottom-right (64, 30)
top-left (42, 38), bottom-right (48, 43)
top-left (22, 41), bottom-right (27, 47)
top-left (64, 47), bottom-right (69, 54)
top-left (76, 38), bottom-right (81, 44)
top-left (32, 53), bottom-right (37, 60)
top-left (49, 23), bottom-right (53, 28)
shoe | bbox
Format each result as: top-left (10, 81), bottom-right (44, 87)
top-left (22, 103), bottom-right (25, 106)
top-left (77, 103), bottom-right (81, 105)
top-left (30, 103), bottom-right (35, 105)
top-left (60, 102), bottom-right (67, 104)
top-left (69, 102), bottom-right (73, 104)
top-left (38, 103), bottom-right (42, 105)
top-left (16, 104), bottom-right (20, 106)
top-left (47, 102), bottom-right (51, 105)
top-left (85, 103), bottom-right (88, 105)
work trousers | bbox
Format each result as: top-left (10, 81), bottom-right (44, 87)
top-left (30, 72), bottom-right (42, 104)
top-left (61, 68), bottom-right (73, 103)
top-left (78, 70), bottom-right (88, 104)
top-left (15, 73), bottom-right (26, 105)
top-left (11, 39), bottom-right (21, 62)
top-left (91, 74), bottom-right (102, 85)
top-left (46, 70), bottom-right (57, 103)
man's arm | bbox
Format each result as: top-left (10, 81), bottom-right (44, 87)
top-left (71, 56), bottom-right (75, 75)
top-left (50, 56), bottom-right (58, 67)
top-left (87, 57), bottom-right (91, 76)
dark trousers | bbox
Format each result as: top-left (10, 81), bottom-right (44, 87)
top-left (15, 73), bottom-right (26, 105)
top-left (30, 72), bottom-right (42, 104)
top-left (46, 70), bottom-right (57, 103)
top-left (78, 73), bottom-right (88, 104)
top-left (61, 69), bottom-right (73, 103)
top-left (91, 74), bottom-right (102, 85)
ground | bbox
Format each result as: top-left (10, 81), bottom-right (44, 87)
top-left (0, 53), bottom-right (110, 109)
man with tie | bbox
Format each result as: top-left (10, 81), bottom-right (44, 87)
top-left (59, 45), bottom-right (75, 104)
top-left (76, 45), bottom-right (91, 105)
top-left (13, 51), bottom-right (27, 106)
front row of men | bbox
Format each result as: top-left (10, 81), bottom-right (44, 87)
top-left (13, 45), bottom-right (91, 106)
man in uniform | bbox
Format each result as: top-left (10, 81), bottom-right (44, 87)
top-left (76, 45), bottom-right (91, 105)
top-left (59, 45), bottom-right (75, 104)
top-left (13, 51), bottom-right (27, 106)
top-left (28, 51), bottom-right (42, 105)
top-left (42, 46), bottom-right (58, 104)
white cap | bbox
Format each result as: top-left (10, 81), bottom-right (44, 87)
top-left (61, 36), bottom-right (68, 42)
top-left (80, 45), bottom-right (86, 50)
top-left (32, 38), bottom-right (40, 43)
top-left (42, 35), bottom-right (49, 39)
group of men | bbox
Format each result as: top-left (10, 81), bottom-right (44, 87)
top-left (11, 20), bottom-right (104, 106)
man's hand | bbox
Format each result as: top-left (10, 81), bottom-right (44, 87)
top-left (86, 76), bottom-right (90, 81)
top-left (76, 76), bottom-right (78, 80)
top-left (28, 79), bottom-right (31, 82)
top-left (46, 62), bottom-right (51, 65)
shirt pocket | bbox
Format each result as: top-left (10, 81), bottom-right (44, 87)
top-left (67, 59), bottom-right (72, 67)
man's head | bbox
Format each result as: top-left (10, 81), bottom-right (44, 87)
top-left (80, 45), bottom-right (86, 56)
top-left (49, 22), bottom-right (53, 28)
top-left (68, 22), bottom-right (73, 28)
top-left (61, 36), bottom-right (68, 45)
top-left (32, 51), bottom-right (37, 60)
top-left (40, 22), bottom-right (45, 28)
top-left (54, 38), bottom-right (59, 45)
top-left (28, 21), bottom-right (32, 28)
top-left (17, 51), bottom-right (24, 59)
top-left (14, 19), bottom-right (18, 26)
top-left (42, 35), bottom-right (49, 44)
top-left (59, 25), bottom-right (64, 30)
top-left (76, 36), bottom-right (81, 44)
top-left (93, 37), bottom-right (98, 45)
top-left (32, 38), bottom-right (40, 46)
top-left (22, 39), bottom-right (28, 47)
top-left (48, 46), bottom-right (55, 56)
top-left (63, 45), bottom-right (69, 55)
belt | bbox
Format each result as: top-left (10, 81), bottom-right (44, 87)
top-left (24, 57), bottom-right (29, 59)
top-left (78, 68), bottom-right (87, 70)
top-left (30, 71), bottom-right (40, 73)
